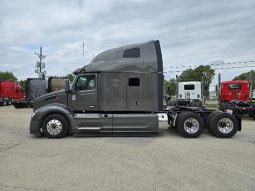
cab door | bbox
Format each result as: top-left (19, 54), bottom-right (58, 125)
top-left (69, 74), bottom-right (98, 112)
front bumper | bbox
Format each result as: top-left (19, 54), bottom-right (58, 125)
top-left (29, 118), bottom-right (42, 136)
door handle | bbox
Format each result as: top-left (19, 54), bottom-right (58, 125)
top-left (89, 105), bottom-right (96, 108)
top-left (104, 114), bottom-right (108, 118)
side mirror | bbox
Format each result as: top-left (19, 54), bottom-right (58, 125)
top-left (65, 81), bottom-right (71, 93)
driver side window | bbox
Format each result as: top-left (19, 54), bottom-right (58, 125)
top-left (75, 75), bottom-right (96, 91)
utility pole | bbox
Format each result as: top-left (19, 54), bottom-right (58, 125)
top-left (218, 73), bottom-right (221, 96)
top-left (218, 73), bottom-right (221, 89)
top-left (35, 46), bottom-right (46, 79)
top-left (201, 72), bottom-right (205, 99)
top-left (176, 75), bottom-right (179, 98)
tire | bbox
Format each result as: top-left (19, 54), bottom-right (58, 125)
top-left (209, 112), bottom-right (238, 138)
top-left (42, 114), bottom-right (68, 138)
top-left (168, 100), bottom-right (177, 106)
top-left (8, 99), bottom-right (12, 105)
top-left (189, 100), bottom-right (202, 108)
top-left (173, 111), bottom-right (188, 129)
top-left (13, 103), bottom-right (22, 108)
top-left (2, 100), bottom-right (7, 106)
top-left (206, 111), bottom-right (221, 131)
top-left (176, 112), bottom-right (205, 138)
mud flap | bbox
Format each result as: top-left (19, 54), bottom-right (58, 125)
top-left (234, 114), bottom-right (241, 131)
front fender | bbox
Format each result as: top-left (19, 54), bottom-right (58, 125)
top-left (32, 103), bottom-right (75, 132)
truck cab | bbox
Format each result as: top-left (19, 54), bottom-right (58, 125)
top-left (178, 81), bottom-right (202, 100)
top-left (30, 40), bottom-right (163, 138)
top-left (219, 80), bottom-right (249, 102)
top-left (167, 81), bottom-right (204, 108)
top-left (0, 80), bottom-right (24, 106)
top-left (219, 80), bottom-right (255, 119)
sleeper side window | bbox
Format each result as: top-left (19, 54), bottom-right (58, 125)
top-left (129, 78), bottom-right (140, 86)
top-left (123, 48), bottom-right (140, 58)
top-left (75, 75), bottom-right (96, 91)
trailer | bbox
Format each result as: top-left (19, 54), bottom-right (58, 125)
top-left (13, 78), bottom-right (47, 108)
top-left (0, 80), bottom-right (24, 106)
top-left (47, 77), bottom-right (69, 93)
top-left (14, 77), bottom-right (68, 108)
top-left (219, 80), bottom-right (255, 119)
top-left (30, 40), bottom-right (241, 139)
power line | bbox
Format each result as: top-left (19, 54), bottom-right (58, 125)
top-left (164, 60), bottom-right (255, 70)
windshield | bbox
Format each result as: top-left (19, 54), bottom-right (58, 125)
top-left (229, 84), bottom-right (241, 90)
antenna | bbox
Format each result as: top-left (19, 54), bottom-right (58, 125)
top-left (82, 41), bottom-right (85, 65)
top-left (35, 46), bottom-right (46, 79)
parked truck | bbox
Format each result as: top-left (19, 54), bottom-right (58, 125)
top-left (168, 81), bottom-right (204, 108)
top-left (30, 40), bottom-right (241, 139)
top-left (219, 80), bottom-right (255, 119)
top-left (0, 80), bottom-right (24, 106)
top-left (14, 77), bottom-right (68, 108)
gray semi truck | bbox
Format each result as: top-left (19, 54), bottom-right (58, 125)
top-left (30, 40), bottom-right (241, 138)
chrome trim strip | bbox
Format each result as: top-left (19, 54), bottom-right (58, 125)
top-left (74, 114), bottom-right (100, 119)
top-left (78, 127), bottom-right (101, 130)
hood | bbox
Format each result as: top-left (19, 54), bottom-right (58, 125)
top-left (33, 90), bottom-right (67, 111)
top-left (35, 90), bottom-right (65, 102)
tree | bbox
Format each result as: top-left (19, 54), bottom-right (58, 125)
top-left (233, 70), bottom-right (255, 88)
top-left (19, 79), bottom-right (27, 93)
top-left (0, 71), bottom-right (17, 81)
top-left (164, 78), bottom-right (176, 96)
top-left (65, 74), bottom-right (75, 82)
top-left (178, 65), bottom-right (215, 97)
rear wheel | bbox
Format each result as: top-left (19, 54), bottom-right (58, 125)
top-left (176, 112), bottom-right (204, 138)
top-left (209, 112), bottom-right (238, 138)
top-left (189, 100), bottom-right (203, 108)
top-left (2, 100), bottom-right (7, 106)
top-left (42, 114), bottom-right (68, 138)
top-left (168, 100), bottom-right (177, 106)
top-left (206, 111), bottom-right (221, 131)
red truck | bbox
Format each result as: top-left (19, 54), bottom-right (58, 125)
top-left (219, 80), bottom-right (255, 119)
top-left (0, 81), bottom-right (25, 106)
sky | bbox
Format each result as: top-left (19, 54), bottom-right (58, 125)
top-left (0, 0), bottom-right (255, 89)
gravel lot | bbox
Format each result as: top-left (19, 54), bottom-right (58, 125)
top-left (0, 106), bottom-right (254, 191)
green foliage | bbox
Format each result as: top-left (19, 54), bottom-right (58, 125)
top-left (164, 78), bottom-right (176, 96)
top-left (0, 71), bottom-right (17, 81)
top-left (178, 65), bottom-right (215, 96)
top-left (233, 70), bottom-right (255, 88)
top-left (19, 80), bottom-right (27, 93)
top-left (65, 74), bottom-right (75, 82)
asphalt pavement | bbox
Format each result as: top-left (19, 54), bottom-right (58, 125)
top-left (0, 106), bottom-right (254, 191)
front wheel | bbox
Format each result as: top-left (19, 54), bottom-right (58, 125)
top-left (176, 112), bottom-right (205, 138)
top-left (208, 112), bottom-right (238, 138)
top-left (42, 114), bottom-right (68, 138)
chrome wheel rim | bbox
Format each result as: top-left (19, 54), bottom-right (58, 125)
top-left (217, 118), bottom-right (233, 134)
top-left (46, 119), bottom-right (63, 135)
top-left (184, 118), bottom-right (200, 134)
